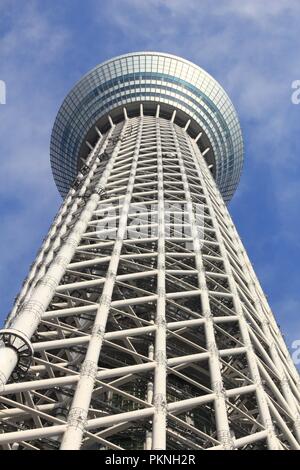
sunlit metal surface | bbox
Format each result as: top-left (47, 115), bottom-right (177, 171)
top-left (50, 52), bottom-right (243, 202)
top-left (1, 54), bottom-right (299, 451)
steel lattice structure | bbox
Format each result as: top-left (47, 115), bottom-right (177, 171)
top-left (0, 52), bottom-right (299, 450)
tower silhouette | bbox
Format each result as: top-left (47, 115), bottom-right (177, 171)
top-left (0, 52), bottom-right (299, 450)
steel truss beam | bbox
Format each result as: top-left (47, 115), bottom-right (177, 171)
top-left (0, 112), bottom-right (299, 450)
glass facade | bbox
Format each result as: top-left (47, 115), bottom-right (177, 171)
top-left (50, 52), bottom-right (243, 202)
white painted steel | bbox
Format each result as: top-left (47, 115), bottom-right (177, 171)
top-left (0, 109), bottom-right (299, 451)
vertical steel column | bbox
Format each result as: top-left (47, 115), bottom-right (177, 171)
top-left (231, 217), bottom-right (300, 391)
top-left (200, 140), bottom-right (300, 403)
top-left (172, 124), bottom-right (232, 449)
top-left (7, 131), bottom-right (111, 326)
top-left (0, 128), bottom-right (117, 391)
top-left (187, 134), bottom-right (281, 449)
top-left (201, 162), bottom-right (300, 442)
top-left (151, 114), bottom-right (167, 450)
top-left (145, 344), bottom-right (154, 450)
top-left (60, 117), bottom-right (144, 449)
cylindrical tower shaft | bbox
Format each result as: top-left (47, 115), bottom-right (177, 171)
top-left (0, 113), bottom-right (299, 450)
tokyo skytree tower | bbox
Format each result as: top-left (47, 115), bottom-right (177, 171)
top-left (0, 52), bottom-right (299, 450)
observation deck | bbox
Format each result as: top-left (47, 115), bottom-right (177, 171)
top-left (50, 52), bottom-right (243, 202)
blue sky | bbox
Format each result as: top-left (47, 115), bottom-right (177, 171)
top-left (0, 0), bottom-right (299, 363)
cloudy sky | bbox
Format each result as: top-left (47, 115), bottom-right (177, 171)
top-left (0, 0), bottom-right (299, 363)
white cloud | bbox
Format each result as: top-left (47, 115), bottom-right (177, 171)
top-left (1, 0), bottom-right (299, 349)
top-left (0, 1), bottom-right (69, 318)
top-left (217, 0), bottom-right (300, 21)
top-left (114, 2), bottom-right (299, 227)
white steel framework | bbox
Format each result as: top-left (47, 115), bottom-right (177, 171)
top-left (0, 53), bottom-right (299, 451)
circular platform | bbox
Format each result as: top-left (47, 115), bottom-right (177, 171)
top-left (50, 52), bottom-right (243, 202)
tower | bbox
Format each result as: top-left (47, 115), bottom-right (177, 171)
top-left (0, 51), bottom-right (299, 450)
